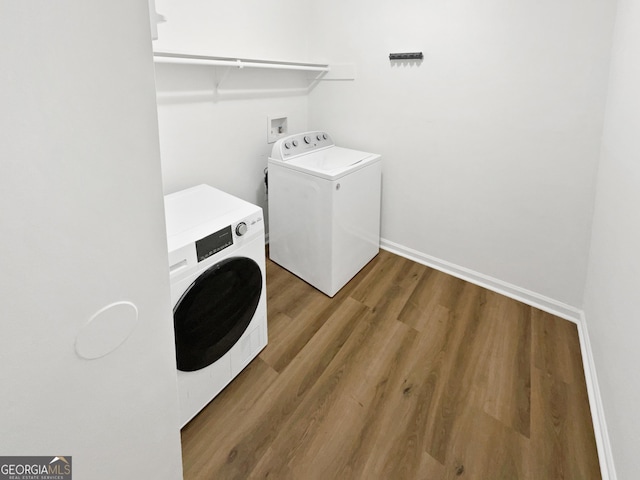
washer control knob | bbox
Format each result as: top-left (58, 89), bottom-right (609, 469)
top-left (235, 222), bottom-right (248, 236)
top-left (292, 139), bottom-right (299, 147)
top-left (284, 142), bottom-right (291, 149)
top-left (303, 135), bottom-right (311, 144)
top-left (316, 134), bottom-right (323, 141)
top-left (322, 133), bottom-right (328, 140)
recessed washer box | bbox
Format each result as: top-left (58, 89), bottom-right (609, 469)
top-left (267, 115), bottom-right (288, 143)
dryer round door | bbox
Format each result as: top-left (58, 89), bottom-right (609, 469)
top-left (173, 256), bottom-right (263, 372)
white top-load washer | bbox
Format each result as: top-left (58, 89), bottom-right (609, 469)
top-left (165, 184), bottom-right (267, 427)
top-left (268, 131), bottom-right (381, 297)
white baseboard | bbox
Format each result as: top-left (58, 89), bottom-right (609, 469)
top-left (577, 312), bottom-right (617, 480)
top-left (380, 237), bottom-right (616, 479)
top-left (380, 238), bottom-right (582, 323)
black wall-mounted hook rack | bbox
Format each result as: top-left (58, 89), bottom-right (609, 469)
top-left (389, 52), bottom-right (423, 61)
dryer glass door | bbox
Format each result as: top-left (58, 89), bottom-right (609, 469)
top-left (173, 257), bottom-right (262, 372)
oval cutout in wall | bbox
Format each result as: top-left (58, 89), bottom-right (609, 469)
top-left (75, 301), bottom-right (139, 360)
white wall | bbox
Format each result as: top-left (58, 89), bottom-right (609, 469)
top-left (153, 0), bottom-right (313, 211)
top-left (307, 0), bottom-right (616, 308)
top-left (154, 66), bottom-right (309, 207)
top-left (152, 0), bottom-right (309, 62)
top-left (0, 2), bottom-right (183, 479)
top-left (583, 0), bottom-right (640, 476)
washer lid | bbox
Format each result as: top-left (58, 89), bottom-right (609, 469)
top-left (276, 146), bottom-right (381, 180)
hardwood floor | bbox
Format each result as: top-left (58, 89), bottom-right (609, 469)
top-left (181, 249), bottom-right (601, 479)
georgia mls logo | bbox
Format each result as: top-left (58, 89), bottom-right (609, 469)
top-left (0, 456), bottom-right (72, 480)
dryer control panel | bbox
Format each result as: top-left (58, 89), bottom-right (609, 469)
top-left (196, 225), bottom-right (233, 262)
top-left (194, 212), bottom-right (263, 263)
top-left (270, 131), bottom-right (334, 161)
top-left (168, 210), bottom-right (264, 283)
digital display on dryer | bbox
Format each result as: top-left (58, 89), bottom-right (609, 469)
top-left (196, 225), bottom-right (233, 262)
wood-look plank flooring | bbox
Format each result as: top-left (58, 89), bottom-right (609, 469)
top-left (181, 249), bottom-right (601, 479)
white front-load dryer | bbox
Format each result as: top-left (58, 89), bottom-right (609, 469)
top-left (164, 184), bottom-right (267, 427)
